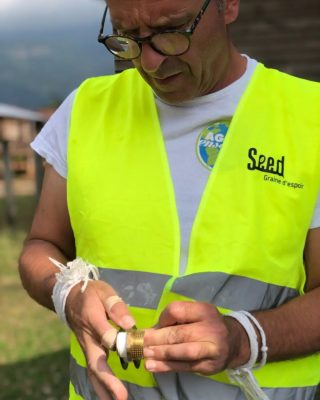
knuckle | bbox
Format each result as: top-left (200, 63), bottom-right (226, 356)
top-left (167, 301), bottom-right (185, 318)
top-left (200, 301), bottom-right (212, 311)
top-left (185, 345), bottom-right (203, 360)
top-left (167, 326), bottom-right (182, 344)
top-left (200, 366), bottom-right (214, 375)
top-left (188, 360), bottom-right (196, 371)
top-left (194, 360), bottom-right (215, 375)
top-left (162, 346), bottom-right (171, 359)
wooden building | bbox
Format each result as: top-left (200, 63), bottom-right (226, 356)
top-left (230, 0), bottom-right (320, 82)
top-left (0, 104), bottom-right (45, 224)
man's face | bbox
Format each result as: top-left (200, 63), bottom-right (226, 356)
top-left (108, 0), bottom-right (239, 104)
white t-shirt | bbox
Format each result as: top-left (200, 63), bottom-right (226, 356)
top-left (31, 57), bottom-right (320, 274)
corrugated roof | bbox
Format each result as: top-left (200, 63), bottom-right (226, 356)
top-left (0, 103), bottom-right (45, 122)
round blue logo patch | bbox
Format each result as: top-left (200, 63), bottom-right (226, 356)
top-left (196, 121), bottom-right (230, 170)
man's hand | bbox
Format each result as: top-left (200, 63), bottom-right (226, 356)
top-left (66, 280), bottom-right (135, 400)
top-left (19, 165), bottom-right (134, 400)
top-left (143, 301), bottom-right (249, 375)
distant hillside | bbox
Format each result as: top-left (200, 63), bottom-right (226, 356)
top-left (0, 27), bottom-right (115, 109)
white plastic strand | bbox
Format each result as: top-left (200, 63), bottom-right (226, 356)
top-left (227, 310), bottom-right (270, 400)
top-left (50, 257), bottom-right (100, 325)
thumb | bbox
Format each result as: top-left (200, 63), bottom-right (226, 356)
top-left (102, 294), bottom-right (136, 330)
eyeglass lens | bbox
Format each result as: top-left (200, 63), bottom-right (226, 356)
top-left (104, 32), bottom-right (190, 59)
top-left (105, 37), bottom-right (140, 59)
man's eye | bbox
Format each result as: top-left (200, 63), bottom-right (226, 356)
top-left (117, 29), bottom-right (138, 37)
top-left (165, 24), bottom-right (187, 31)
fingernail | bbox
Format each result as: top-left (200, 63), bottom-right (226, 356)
top-left (145, 360), bottom-right (156, 371)
top-left (144, 348), bottom-right (154, 358)
top-left (121, 315), bottom-right (135, 329)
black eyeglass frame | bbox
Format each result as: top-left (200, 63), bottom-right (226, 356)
top-left (97, 0), bottom-right (212, 59)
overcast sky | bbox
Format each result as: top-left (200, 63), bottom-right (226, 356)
top-left (0, 0), bottom-right (106, 33)
top-left (0, 0), bottom-right (116, 108)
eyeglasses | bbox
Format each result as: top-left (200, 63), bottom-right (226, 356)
top-left (98, 0), bottom-right (212, 60)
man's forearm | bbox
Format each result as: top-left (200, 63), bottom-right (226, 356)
top-left (253, 287), bottom-right (320, 362)
top-left (19, 239), bottom-right (69, 311)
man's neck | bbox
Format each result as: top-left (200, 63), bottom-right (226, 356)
top-left (211, 45), bottom-right (247, 93)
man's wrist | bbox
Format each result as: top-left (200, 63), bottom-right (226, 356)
top-left (224, 315), bottom-right (251, 368)
top-left (50, 257), bottom-right (100, 326)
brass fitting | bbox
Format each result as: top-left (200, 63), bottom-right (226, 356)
top-left (116, 328), bottom-right (145, 369)
top-left (126, 329), bottom-right (145, 361)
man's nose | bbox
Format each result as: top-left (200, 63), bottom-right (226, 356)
top-left (139, 42), bottom-right (167, 74)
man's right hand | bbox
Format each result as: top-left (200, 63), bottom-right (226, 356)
top-left (66, 280), bottom-right (135, 400)
top-left (19, 165), bottom-right (134, 400)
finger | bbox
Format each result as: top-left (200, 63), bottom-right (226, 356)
top-left (144, 342), bottom-right (217, 362)
top-left (144, 324), bottom-right (198, 347)
top-left (145, 358), bottom-right (218, 375)
top-left (66, 281), bottom-right (113, 339)
top-left (82, 296), bottom-right (118, 342)
top-left (103, 295), bottom-right (135, 330)
top-left (104, 295), bottom-right (123, 313)
top-left (85, 335), bottom-right (128, 400)
top-left (101, 327), bottom-right (118, 351)
top-left (157, 301), bottom-right (214, 328)
top-left (90, 375), bottom-right (114, 400)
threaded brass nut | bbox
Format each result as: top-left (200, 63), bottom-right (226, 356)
top-left (126, 329), bottom-right (145, 361)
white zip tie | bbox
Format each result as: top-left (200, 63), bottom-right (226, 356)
top-left (242, 311), bottom-right (268, 369)
top-left (227, 311), bottom-right (259, 369)
top-left (227, 368), bottom-right (270, 400)
top-left (50, 257), bottom-right (100, 326)
top-left (226, 310), bottom-right (270, 400)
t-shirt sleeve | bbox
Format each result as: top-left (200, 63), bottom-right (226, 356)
top-left (309, 192), bottom-right (320, 229)
top-left (30, 90), bottom-right (77, 179)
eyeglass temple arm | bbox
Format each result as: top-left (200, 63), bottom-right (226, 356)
top-left (189, 0), bottom-right (212, 32)
top-left (99, 6), bottom-right (108, 37)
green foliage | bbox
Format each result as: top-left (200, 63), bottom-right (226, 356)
top-left (0, 350), bottom-right (69, 400)
top-left (0, 195), bottom-right (69, 399)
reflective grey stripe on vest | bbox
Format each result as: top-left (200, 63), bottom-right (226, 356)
top-left (156, 373), bottom-right (318, 400)
top-left (98, 268), bottom-right (298, 311)
top-left (172, 272), bottom-right (298, 310)
top-left (70, 355), bottom-right (163, 400)
top-left (70, 355), bottom-right (317, 400)
top-left (70, 355), bottom-right (98, 400)
top-left (99, 268), bottom-right (171, 309)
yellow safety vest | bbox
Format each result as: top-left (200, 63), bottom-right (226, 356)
top-left (67, 64), bottom-right (320, 400)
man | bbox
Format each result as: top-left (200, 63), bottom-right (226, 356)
top-left (19, 0), bottom-right (320, 399)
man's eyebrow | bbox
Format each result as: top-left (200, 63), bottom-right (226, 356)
top-left (113, 11), bottom-right (192, 33)
top-left (150, 12), bottom-right (192, 29)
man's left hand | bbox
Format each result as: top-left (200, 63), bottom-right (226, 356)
top-left (143, 301), bottom-right (249, 375)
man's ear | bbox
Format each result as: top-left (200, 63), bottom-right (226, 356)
top-left (223, 0), bottom-right (240, 25)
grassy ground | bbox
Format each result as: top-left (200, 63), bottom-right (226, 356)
top-left (0, 195), bottom-right (69, 399)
